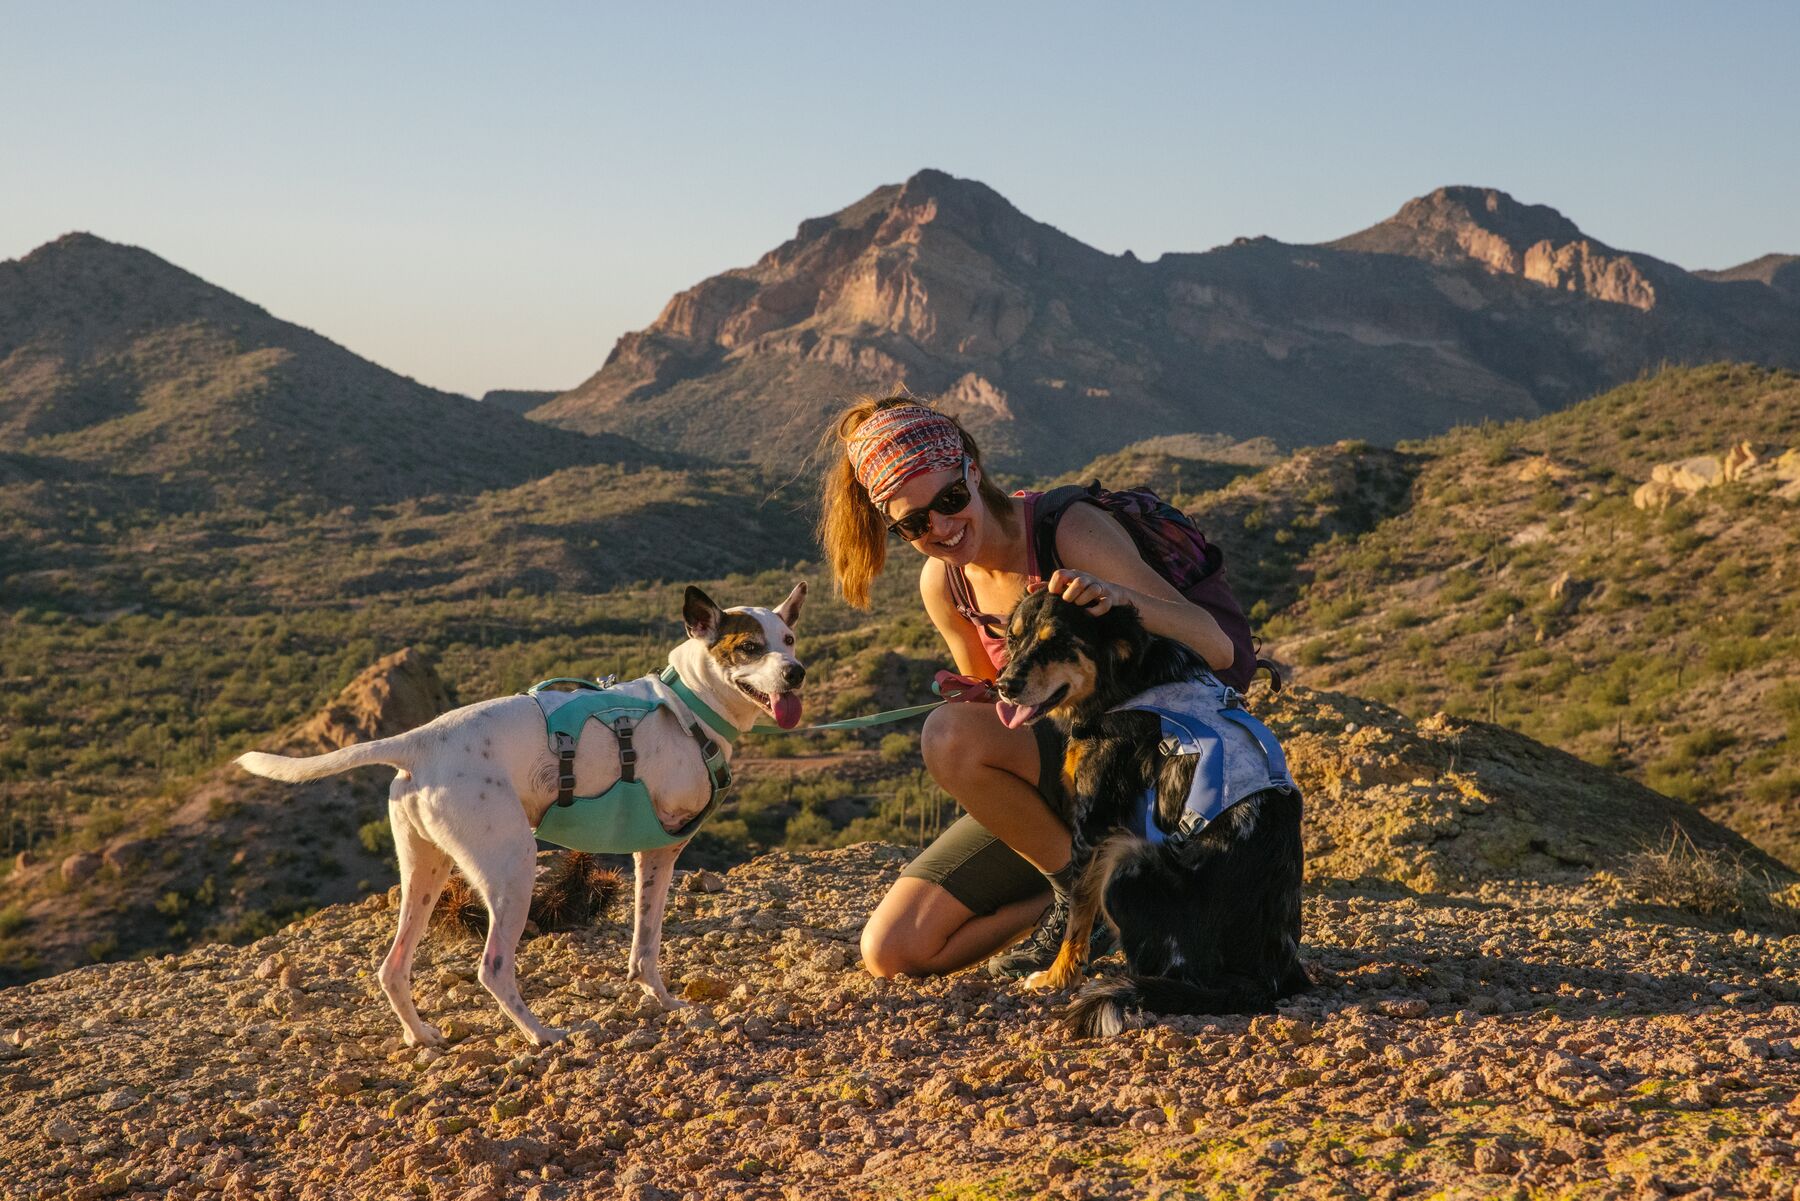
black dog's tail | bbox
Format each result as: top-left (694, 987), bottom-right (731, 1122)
top-left (1065, 972), bottom-right (1287, 1038)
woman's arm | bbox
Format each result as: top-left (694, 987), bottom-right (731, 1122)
top-left (1050, 503), bottom-right (1237, 671)
top-left (920, 558), bottom-right (1001, 679)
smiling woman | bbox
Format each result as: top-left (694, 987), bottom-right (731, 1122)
top-left (817, 396), bottom-right (1247, 983)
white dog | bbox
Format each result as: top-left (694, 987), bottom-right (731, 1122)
top-left (236, 583), bottom-right (806, 1047)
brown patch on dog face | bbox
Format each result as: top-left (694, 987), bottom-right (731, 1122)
top-left (709, 612), bottom-right (767, 666)
top-left (1042, 653), bottom-right (1097, 717)
top-left (1036, 623), bottom-right (1057, 642)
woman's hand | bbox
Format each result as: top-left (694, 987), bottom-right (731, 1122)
top-left (1034, 568), bottom-right (1136, 616)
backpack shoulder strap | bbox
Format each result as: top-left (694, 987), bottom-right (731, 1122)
top-left (1028, 483), bottom-right (1102, 574)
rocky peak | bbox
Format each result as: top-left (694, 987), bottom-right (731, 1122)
top-left (294, 648), bottom-right (455, 752)
top-left (1331, 186), bottom-right (1660, 310)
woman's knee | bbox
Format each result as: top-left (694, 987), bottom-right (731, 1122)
top-left (920, 704), bottom-right (992, 789)
top-left (859, 918), bottom-right (912, 979)
top-left (860, 909), bottom-right (938, 979)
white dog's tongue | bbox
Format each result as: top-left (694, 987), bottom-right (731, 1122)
top-left (772, 692), bottom-right (802, 730)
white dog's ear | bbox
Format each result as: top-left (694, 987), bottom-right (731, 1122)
top-left (683, 586), bottom-right (724, 643)
top-left (775, 581), bottom-right (807, 629)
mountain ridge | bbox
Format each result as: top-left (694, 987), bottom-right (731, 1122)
top-left (0, 233), bottom-right (658, 510)
top-left (534, 171), bottom-right (1800, 472)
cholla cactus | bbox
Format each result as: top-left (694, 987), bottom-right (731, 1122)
top-left (430, 851), bottom-right (625, 940)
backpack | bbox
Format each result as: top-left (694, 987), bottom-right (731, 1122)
top-left (1025, 483), bottom-right (1267, 694)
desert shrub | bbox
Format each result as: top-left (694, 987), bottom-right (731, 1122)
top-left (1645, 764), bottom-right (1708, 805)
top-left (879, 733), bottom-right (917, 764)
top-left (0, 904), bottom-right (26, 937)
top-left (1677, 728), bottom-right (1737, 759)
top-left (359, 818), bottom-right (394, 855)
top-left (1383, 604), bottom-right (1424, 630)
top-left (1440, 571), bottom-right (1480, 604)
top-left (1704, 638), bottom-right (1767, 676)
top-left (1312, 593), bottom-right (1365, 627)
top-left (1619, 827), bottom-right (1799, 932)
top-left (1295, 639), bottom-right (1330, 667)
top-left (784, 809), bottom-right (834, 848)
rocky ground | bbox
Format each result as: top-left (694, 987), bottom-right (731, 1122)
top-left (4, 839), bottom-right (1800, 1201)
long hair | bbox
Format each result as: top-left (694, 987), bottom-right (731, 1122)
top-left (817, 396), bottom-right (1016, 608)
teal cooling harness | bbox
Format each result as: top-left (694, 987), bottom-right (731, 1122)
top-left (527, 668), bottom-right (947, 855)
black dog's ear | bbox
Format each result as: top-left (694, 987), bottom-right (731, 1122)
top-left (775, 581), bottom-right (806, 629)
top-left (683, 586), bottom-right (724, 644)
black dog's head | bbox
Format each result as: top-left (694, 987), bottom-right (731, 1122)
top-left (994, 589), bottom-right (1153, 730)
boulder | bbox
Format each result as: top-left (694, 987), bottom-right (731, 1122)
top-left (102, 841), bottom-right (144, 875)
top-left (295, 648), bottom-right (453, 752)
top-left (60, 852), bottom-right (101, 887)
top-left (1515, 456), bottom-right (1574, 483)
top-left (1632, 479), bottom-right (1676, 512)
top-left (1722, 440), bottom-right (1759, 482)
top-left (1651, 454), bottom-right (1726, 495)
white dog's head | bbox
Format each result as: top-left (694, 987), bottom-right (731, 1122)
top-left (679, 582), bottom-right (807, 729)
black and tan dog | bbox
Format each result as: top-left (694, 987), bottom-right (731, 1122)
top-left (994, 589), bottom-right (1307, 1036)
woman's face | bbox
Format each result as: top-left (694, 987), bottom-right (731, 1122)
top-left (882, 459), bottom-right (986, 565)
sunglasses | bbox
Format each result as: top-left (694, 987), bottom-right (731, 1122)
top-left (886, 459), bottom-right (973, 541)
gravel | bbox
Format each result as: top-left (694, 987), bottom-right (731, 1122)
top-left (2, 840), bottom-right (1798, 1199)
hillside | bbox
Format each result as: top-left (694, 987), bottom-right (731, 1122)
top-left (3, 815), bottom-right (1796, 1199)
top-left (533, 171), bottom-right (1800, 471)
top-left (0, 234), bottom-right (655, 510)
top-left (1245, 364), bottom-right (1800, 867)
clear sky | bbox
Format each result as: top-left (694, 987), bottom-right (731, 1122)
top-left (4, 1), bottom-right (1796, 398)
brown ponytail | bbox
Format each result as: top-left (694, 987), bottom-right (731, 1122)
top-left (817, 395), bottom-right (1016, 608)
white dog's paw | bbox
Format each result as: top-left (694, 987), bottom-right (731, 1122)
top-left (403, 1022), bottom-right (443, 1047)
top-left (528, 1026), bottom-right (568, 1048)
top-left (1022, 969), bottom-right (1058, 992)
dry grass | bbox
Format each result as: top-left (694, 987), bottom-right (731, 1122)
top-left (1620, 826), bottom-right (1800, 933)
top-left (430, 852), bottom-right (625, 941)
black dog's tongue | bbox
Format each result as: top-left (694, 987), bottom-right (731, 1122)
top-left (995, 699), bottom-right (1039, 729)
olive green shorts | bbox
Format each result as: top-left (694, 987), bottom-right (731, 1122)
top-left (898, 721), bottom-right (1066, 916)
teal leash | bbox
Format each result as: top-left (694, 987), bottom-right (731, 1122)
top-left (748, 698), bottom-right (944, 734)
top-left (548, 667), bottom-right (966, 738)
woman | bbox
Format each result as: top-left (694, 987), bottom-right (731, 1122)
top-left (819, 396), bottom-right (1244, 980)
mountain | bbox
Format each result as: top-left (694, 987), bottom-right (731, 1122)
top-left (480, 388), bottom-right (560, 415)
top-left (534, 172), bottom-right (1800, 472)
top-left (1696, 252), bottom-right (1800, 295)
top-left (0, 234), bottom-right (652, 510)
top-left (1222, 364), bottom-right (1800, 867)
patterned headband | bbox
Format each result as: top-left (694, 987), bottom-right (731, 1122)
top-left (847, 405), bottom-right (966, 505)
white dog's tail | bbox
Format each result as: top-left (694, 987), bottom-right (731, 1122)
top-left (236, 733), bottom-right (417, 784)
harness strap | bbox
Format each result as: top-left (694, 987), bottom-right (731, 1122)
top-left (658, 667), bottom-right (739, 746)
top-left (553, 731), bottom-right (577, 807)
top-left (687, 721), bottom-right (731, 798)
top-left (612, 717), bottom-right (639, 783)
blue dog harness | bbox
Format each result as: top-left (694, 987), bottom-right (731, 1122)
top-left (1111, 676), bottom-right (1293, 846)
top-left (528, 667), bottom-right (737, 854)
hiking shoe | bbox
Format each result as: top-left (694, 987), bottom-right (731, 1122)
top-left (984, 891), bottom-right (1117, 979)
